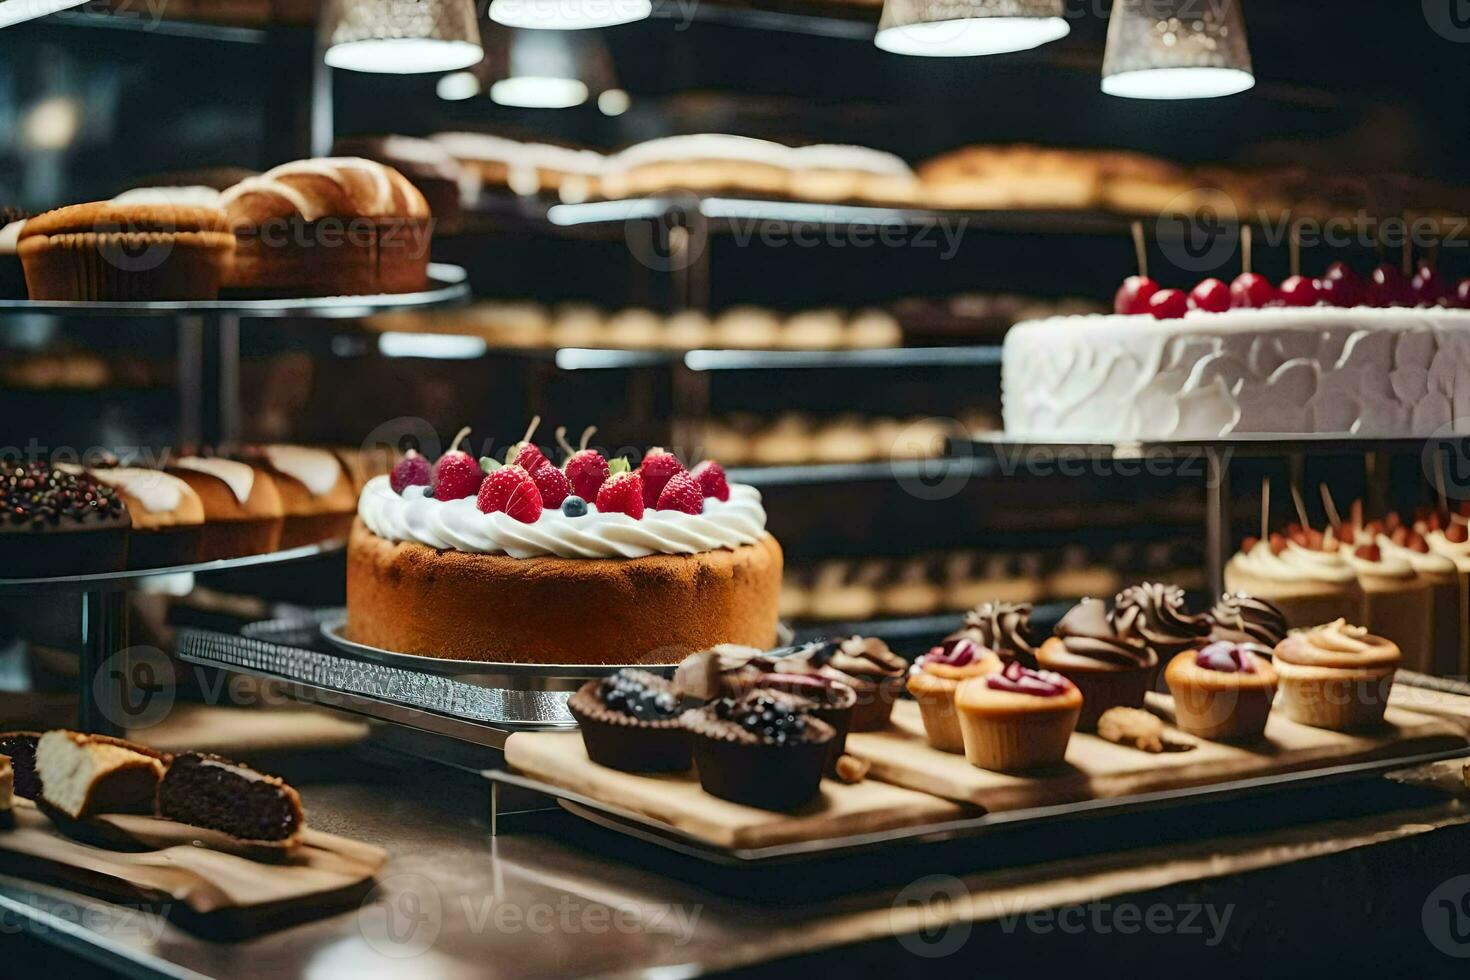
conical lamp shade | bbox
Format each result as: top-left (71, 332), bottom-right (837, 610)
top-left (325, 0), bottom-right (484, 74)
top-left (1102, 0), bottom-right (1254, 99)
top-left (875, 0), bottom-right (1069, 57)
top-left (480, 28), bottom-right (617, 109)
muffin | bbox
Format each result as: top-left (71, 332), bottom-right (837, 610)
top-left (0, 462), bottom-right (130, 577)
top-left (1207, 592), bottom-right (1289, 658)
top-left (86, 467), bottom-right (205, 569)
top-left (1340, 539), bottom-right (1431, 674)
top-left (1273, 620), bottom-right (1402, 730)
top-left (1036, 597), bottom-right (1158, 731)
top-left (166, 456), bottom-right (286, 561)
top-left (567, 670), bottom-right (691, 772)
top-left (1164, 642), bottom-right (1278, 741)
top-left (18, 203), bottom-right (234, 301)
top-left (682, 689), bottom-right (834, 810)
top-left (220, 158), bottom-right (431, 297)
top-left (947, 599), bottom-right (1037, 665)
top-left (906, 637), bottom-right (1003, 752)
top-left (804, 635), bottom-right (908, 731)
top-left (954, 662), bottom-right (1082, 771)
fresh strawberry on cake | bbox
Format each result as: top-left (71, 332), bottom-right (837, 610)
top-left (347, 423), bottom-right (781, 664)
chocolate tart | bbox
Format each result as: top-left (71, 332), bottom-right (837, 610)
top-left (682, 690), bottom-right (834, 811)
top-left (802, 635), bottom-right (907, 731)
top-left (567, 670), bottom-right (691, 772)
top-left (744, 673), bottom-right (856, 772)
top-left (156, 752), bottom-right (305, 845)
top-left (0, 462), bottom-right (131, 577)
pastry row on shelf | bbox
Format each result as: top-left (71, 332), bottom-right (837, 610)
top-left (781, 542), bottom-right (1205, 623)
top-left (0, 446), bottom-right (384, 578)
top-left (426, 131), bottom-right (1470, 223)
top-left (367, 302), bottom-right (903, 351)
top-left (704, 411), bottom-right (995, 467)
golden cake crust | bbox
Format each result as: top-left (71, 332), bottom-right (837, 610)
top-left (346, 519), bottom-right (783, 664)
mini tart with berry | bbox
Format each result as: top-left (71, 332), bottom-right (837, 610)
top-left (0, 462), bottom-right (130, 577)
top-left (348, 434), bottom-right (781, 664)
top-left (740, 672), bottom-right (856, 773)
top-left (240, 445), bottom-right (356, 550)
top-left (954, 662), bottom-right (1082, 771)
top-left (85, 467), bottom-right (205, 569)
top-left (681, 690), bottom-right (834, 811)
top-left (568, 670), bottom-right (691, 772)
top-left (1164, 641), bottom-right (1278, 741)
top-left (907, 637), bottom-right (1004, 753)
top-left (165, 456), bottom-right (285, 560)
top-left (1272, 619), bottom-right (1401, 730)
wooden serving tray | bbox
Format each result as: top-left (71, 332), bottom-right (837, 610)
top-left (0, 801), bottom-right (387, 939)
top-left (848, 696), bottom-right (1469, 810)
top-left (503, 733), bottom-right (970, 850)
top-left (503, 693), bottom-right (1470, 856)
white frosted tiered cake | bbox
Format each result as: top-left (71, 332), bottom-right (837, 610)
top-left (1002, 308), bottom-right (1470, 440)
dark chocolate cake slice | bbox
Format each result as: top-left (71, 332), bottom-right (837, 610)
top-left (0, 732), bottom-right (41, 800)
top-left (156, 752), bottom-right (304, 843)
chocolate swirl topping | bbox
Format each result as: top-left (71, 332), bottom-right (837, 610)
top-left (955, 600), bottom-right (1036, 666)
top-left (1111, 582), bottom-right (1211, 656)
top-left (1208, 592), bottom-right (1288, 654)
top-left (1053, 597), bottom-right (1157, 669)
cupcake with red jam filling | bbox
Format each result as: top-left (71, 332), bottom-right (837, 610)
top-left (804, 635), bottom-right (907, 731)
top-left (682, 689), bottom-right (834, 810)
top-left (1207, 592), bottom-right (1289, 658)
top-left (1036, 597), bottom-right (1157, 731)
top-left (907, 637), bottom-right (1003, 752)
top-left (1272, 619), bottom-right (1401, 731)
top-left (947, 600), bottom-right (1037, 666)
top-left (1164, 641), bottom-right (1278, 741)
top-left (568, 669), bottom-right (690, 772)
top-left (955, 661), bottom-right (1082, 771)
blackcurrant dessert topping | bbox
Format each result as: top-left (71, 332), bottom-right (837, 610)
top-left (598, 670), bottom-right (678, 721)
top-left (715, 693), bottom-right (809, 746)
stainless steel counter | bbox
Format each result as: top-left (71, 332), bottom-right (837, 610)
top-left (3, 749), bottom-right (1470, 979)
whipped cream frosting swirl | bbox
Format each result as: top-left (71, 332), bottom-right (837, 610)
top-left (1275, 619), bottom-right (1401, 670)
top-left (1228, 538), bottom-right (1359, 584)
top-left (358, 475), bottom-right (767, 559)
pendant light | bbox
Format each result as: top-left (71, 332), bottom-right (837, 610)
top-left (487, 0), bottom-right (651, 31)
top-left (0, 0), bottom-right (88, 30)
top-left (1102, 0), bottom-right (1254, 99)
top-left (480, 28), bottom-right (617, 109)
top-left (874, 0), bottom-right (1069, 57)
top-left (325, 0), bottom-right (484, 74)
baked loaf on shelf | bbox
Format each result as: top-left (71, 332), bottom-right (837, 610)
top-left (221, 157), bottom-right (432, 297)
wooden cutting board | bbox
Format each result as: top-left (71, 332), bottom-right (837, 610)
top-left (504, 733), bottom-right (970, 850)
top-left (847, 696), bottom-right (1469, 811)
top-left (0, 801), bottom-right (387, 939)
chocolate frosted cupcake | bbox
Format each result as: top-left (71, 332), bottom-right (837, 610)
top-left (682, 690), bottom-right (834, 810)
top-left (804, 635), bottom-right (907, 731)
top-left (1112, 582), bottom-right (1212, 658)
top-left (1208, 592), bottom-right (1289, 657)
top-left (949, 600), bottom-right (1036, 666)
top-left (1036, 597), bottom-right (1158, 731)
top-left (744, 673), bottom-right (855, 772)
top-left (568, 670), bottom-right (691, 772)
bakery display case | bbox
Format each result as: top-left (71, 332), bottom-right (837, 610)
top-left (5, 1), bottom-right (1470, 977)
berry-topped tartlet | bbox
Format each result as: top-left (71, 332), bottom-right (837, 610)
top-left (568, 669), bottom-right (692, 772)
top-left (0, 461), bottom-right (131, 577)
top-left (1164, 641), bottom-right (1278, 741)
top-left (954, 661), bottom-right (1082, 771)
top-left (681, 689), bottom-right (834, 811)
top-left (347, 423), bottom-right (782, 664)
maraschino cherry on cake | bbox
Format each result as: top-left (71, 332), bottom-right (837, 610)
top-left (347, 422), bottom-right (782, 664)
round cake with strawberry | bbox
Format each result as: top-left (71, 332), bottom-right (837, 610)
top-left (347, 421), bottom-right (782, 664)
